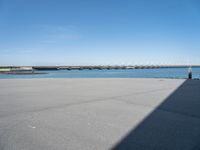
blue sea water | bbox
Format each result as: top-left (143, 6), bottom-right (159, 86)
top-left (0, 67), bottom-right (200, 79)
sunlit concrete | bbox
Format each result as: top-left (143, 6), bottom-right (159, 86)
top-left (0, 78), bottom-right (199, 150)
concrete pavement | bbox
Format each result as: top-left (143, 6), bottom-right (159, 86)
top-left (0, 78), bottom-right (199, 150)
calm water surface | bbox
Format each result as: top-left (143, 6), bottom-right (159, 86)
top-left (0, 68), bottom-right (200, 79)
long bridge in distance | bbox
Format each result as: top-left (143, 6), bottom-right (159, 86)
top-left (31, 65), bottom-right (200, 70)
top-left (1, 65), bottom-right (200, 75)
top-left (1, 65), bottom-right (200, 72)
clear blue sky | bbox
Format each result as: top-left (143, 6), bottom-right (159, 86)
top-left (0, 0), bottom-right (200, 66)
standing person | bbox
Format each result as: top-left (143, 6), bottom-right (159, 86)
top-left (188, 66), bottom-right (192, 79)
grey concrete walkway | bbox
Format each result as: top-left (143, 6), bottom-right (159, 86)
top-left (0, 78), bottom-right (199, 150)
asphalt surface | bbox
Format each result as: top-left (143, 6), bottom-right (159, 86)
top-left (0, 78), bottom-right (200, 150)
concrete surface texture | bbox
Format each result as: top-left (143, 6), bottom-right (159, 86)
top-left (0, 78), bottom-right (200, 150)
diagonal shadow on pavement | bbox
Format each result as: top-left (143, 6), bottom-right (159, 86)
top-left (112, 79), bottom-right (200, 150)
